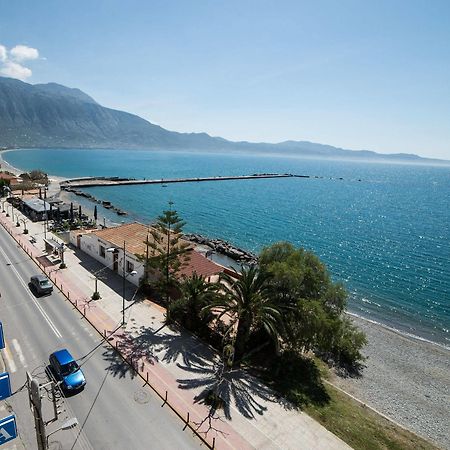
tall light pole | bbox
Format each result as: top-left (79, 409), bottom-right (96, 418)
top-left (43, 194), bottom-right (47, 239)
top-left (106, 244), bottom-right (136, 325)
top-left (91, 255), bottom-right (116, 299)
top-left (21, 218), bottom-right (28, 234)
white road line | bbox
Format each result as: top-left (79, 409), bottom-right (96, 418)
top-left (2, 344), bottom-right (17, 373)
top-left (11, 339), bottom-right (27, 368)
top-left (0, 245), bottom-right (62, 339)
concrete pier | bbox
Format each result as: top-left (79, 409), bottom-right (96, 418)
top-left (61, 173), bottom-right (299, 189)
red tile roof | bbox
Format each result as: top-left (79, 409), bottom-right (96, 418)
top-left (180, 250), bottom-right (224, 278)
top-left (92, 222), bottom-right (224, 278)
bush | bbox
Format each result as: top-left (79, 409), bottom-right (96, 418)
top-left (264, 350), bottom-right (330, 408)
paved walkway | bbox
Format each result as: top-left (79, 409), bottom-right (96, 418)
top-left (0, 199), bottom-right (352, 450)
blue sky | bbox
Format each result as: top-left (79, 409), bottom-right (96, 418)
top-left (0, 0), bottom-right (449, 159)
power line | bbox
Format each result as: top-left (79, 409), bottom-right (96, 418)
top-left (70, 368), bottom-right (110, 450)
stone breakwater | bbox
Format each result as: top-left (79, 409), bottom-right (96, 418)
top-left (183, 233), bottom-right (258, 265)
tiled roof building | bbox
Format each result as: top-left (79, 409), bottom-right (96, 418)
top-left (71, 222), bottom-right (224, 285)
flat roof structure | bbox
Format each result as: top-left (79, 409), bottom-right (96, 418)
top-left (23, 197), bottom-right (52, 213)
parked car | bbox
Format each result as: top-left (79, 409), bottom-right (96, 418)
top-left (30, 274), bottom-right (53, 296)
top-left (49, 349), bottom-right (86, 392)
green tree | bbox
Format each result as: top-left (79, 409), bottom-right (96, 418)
top-left (205, 266), bottom-right (282, 365)
top-left (0, 178), bottom-right (10, 197)
top-left (259, 242), bottom-right (366, 368)
top-left (169, 273), bottom-right (218, 332)
top-left (137, 202), bottom-right (190, 307)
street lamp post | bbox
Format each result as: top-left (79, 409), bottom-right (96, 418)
top-left (43, 194), bottom-right (48, 239)
top-left (107, 242), bottom-right (137, 326)
top-left (20, 218), bottom-right (28, 234)
top-left (91, 256), bottom-right (115, 299)
top-left (46, 417), bottom-right (78, 447)
top-left (91, 248), bottom-right (136, 319)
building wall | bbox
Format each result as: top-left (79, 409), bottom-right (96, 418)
top-left (70, 231), bottom-right (144, 287)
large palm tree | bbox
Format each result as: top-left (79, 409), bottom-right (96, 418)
top-left (178, 273), bottom-right (218, 330)
top-left (206, 266), bottom-right (282, 365)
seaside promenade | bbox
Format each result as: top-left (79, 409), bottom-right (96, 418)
top-left (0, 200), bottom-right (352, 450)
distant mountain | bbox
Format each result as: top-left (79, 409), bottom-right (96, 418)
top-left (0, 76), bottom-right (444, 163)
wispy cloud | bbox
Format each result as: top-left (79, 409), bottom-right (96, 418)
top-left (0, 44), bottom-right (40, 81)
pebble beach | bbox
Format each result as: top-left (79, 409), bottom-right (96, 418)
top-left (333, 316), bottom-right (450, 449)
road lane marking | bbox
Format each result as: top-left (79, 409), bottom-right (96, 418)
top-left (11, 339), bottom-right (27, 369)
top-left (0, 245), bottom-right (62, 339)
top-left (2, 343), bottom-right (17, 373)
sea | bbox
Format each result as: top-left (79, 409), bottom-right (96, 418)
top-left (3, 148), bottom-right (450, 348)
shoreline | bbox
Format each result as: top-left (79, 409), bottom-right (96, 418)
top-left (1, 149), bottom-right (448, 349)
top-left (335, 315), bottom-right (450, 448)
top-left (346, 311), bottom-right (450, 351)
top-left (0, 149), bottom-right (450, 351)
top-left (0, 149), bottom-right (68, 192)
top-left (2, 148), bottom-right (449, 447)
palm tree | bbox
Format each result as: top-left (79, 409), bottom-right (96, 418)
top-left (206, 266), bottom-right (281, 365)
top-left (176, 273), bottom-right (219, 330)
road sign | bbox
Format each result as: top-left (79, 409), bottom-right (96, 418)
top-left (0, 323), bottom-right (4, 349)
top-left (0, 373), bottom-right (11, 401)
top-left (0, 415), bottom-right (17, 446)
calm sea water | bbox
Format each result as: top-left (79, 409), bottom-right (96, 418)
top-left (4, 148), bottom-right (450, 346)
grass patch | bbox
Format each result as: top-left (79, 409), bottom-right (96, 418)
top-left (257, 351), bottom-right (438, 450)
top-left (305, 383), bottom-right (437, 450)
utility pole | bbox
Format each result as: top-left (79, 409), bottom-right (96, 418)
top-left (27, 372), bottom-right (47, 450)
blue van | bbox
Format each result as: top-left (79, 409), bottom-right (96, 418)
top-left (49, 349), bottom-right (86, 392)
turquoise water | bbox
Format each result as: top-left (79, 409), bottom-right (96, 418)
top-left (4, 148), bottom-right (450, 346)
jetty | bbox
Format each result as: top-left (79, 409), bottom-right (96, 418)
top-left (61, 173), bottom-right (302, 189)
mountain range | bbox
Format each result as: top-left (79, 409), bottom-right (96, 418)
top-left (0, 76), bottom-right (442, 163)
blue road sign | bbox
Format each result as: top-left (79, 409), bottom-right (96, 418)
top-left (0, 323), bottom-right (4, 349)
top-left (0, 373), bottom-right (11, 401)
top-left (0, 415), bottom-right (17, 446)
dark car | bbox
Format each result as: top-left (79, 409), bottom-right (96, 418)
top-left (49, 349), bottom-right (86, 392)
top-left (30, 274), bottom-right (53, 296)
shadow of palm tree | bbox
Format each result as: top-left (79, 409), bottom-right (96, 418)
top-left (101, 324), bottom-right (204, 377)
top-left (102, 328), bottom-right (162, 378)
top-left (176, 355), bottom-right (277, 420)
top-left (101, 322), bottom-right (281, 423)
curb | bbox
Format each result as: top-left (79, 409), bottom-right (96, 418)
top-left (0, 212), bottom-right (227, 449)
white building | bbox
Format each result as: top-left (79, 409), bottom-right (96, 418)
top-left (70, 222), bottom-right (224, 286)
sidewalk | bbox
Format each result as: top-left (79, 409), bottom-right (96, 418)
top-left (0, 200), bottom-right (352, 450)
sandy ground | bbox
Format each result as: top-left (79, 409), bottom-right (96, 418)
top-left (332, 316), bottom-right (450, 449)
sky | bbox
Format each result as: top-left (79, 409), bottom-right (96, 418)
top-left (0, 0), bottom-right (449, 159)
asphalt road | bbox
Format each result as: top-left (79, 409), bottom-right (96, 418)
top-left (0, 225), bottom-right (202, 450)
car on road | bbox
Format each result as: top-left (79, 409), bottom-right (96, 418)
top-left (49, 349), bottom-right (86, 392)
top-left (30, 274), bottom-right (53, 296)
